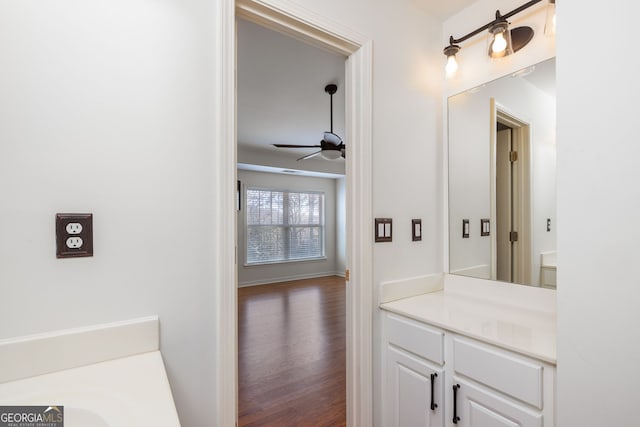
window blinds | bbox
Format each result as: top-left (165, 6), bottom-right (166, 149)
top-left (246, 188), bottom-right (325, 264)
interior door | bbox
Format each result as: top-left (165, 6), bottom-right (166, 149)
top-left (496, 127), bottom-right (512, 282)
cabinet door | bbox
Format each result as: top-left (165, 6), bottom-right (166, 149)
top-left (451, 378), bottom-right (542, 427)
top-left (386, 346), bottom-right (444, 427)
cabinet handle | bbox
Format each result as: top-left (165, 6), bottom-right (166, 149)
top-left (452, 384), bottom-right (461, 424)
top-left (430, 373), bottom-right (438, 411)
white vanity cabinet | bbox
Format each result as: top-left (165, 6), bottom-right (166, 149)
top-left (385, 314), bottom-right (445, 427)
top-left (383, 312), bottom-right (555, 427)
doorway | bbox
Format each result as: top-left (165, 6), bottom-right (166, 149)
top-left (213, 1), bottom-right (374, 425)
top-left (491, 101), bottom-right (531, 285)
top-left (236, 16), bottom-right (348, 424)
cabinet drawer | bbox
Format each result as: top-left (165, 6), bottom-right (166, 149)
top-left (453, 337), bottom-right (543, 409)
top-left (387, 314), bottom-right (444, 365)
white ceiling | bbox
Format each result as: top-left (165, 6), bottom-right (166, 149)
top-left (236, 1), bottom-right (479, 170)
top-left (237, 19), bottom-right (346, 162)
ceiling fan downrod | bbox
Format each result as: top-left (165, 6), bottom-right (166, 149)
top-left (325, 84), bottom-right (337, 134)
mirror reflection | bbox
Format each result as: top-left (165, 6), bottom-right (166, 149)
top-left (448, 58), bottom-right (556, 288)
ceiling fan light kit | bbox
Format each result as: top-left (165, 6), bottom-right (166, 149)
top-left (273, 83), bottom-right (345, 161)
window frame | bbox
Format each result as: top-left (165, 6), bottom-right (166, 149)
top-left (243, 186), bottom-right (326, 266)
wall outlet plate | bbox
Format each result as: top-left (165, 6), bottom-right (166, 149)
top-left (56, 213), bottom-right (93, 258)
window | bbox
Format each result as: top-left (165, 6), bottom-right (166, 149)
top-left (245, 188), bottom-right (325, 264)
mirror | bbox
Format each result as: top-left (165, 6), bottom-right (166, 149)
top-left (448, 58), bottom-right (556, 288)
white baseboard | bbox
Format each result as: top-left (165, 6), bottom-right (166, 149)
top-left (238, 271), bottom-right (343, 287)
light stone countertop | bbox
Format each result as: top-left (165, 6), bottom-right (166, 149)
top-left (380, 289), bottom-right (557, 364)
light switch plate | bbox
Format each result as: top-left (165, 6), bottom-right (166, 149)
top-left (375, 218), bottom-right (392, 242)
top-left (462, 219), bottom-right (470, 238)
top-left (412, 219), bottom-right (422, 241)
top-left (56, 213), bottom-right (93, 258)
top-left (480, 218), bottom-right (490, 236)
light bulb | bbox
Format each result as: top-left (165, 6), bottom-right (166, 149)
top-left (445, 54), bottom-right (458, 77)
top-left (492, 32), bottom-right (507, 54)
top-left (545, 1), bottom-right (556, 36)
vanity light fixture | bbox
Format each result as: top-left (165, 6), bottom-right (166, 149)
top-left (488, 17), bottom-right (513, 58)
top-left (545, 0), bottom-right (556, 36)
top-left (444, 0), bottom-right (550, 77)
top-left (444, 42), bottom-right (461, 78)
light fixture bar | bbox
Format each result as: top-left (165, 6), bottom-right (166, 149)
top-left (443, 0), bottom-right (549, 77)
top-left (447, 0), bottom-right (542, 46)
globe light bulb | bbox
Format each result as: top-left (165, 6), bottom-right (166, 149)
top-left (492, 31), bottom-right (507, 54)
top-left (445, 54), bottom-right (458, 77)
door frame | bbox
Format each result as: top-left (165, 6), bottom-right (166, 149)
top-left (214, 1), bottom-right (374, 425)
top-left (490, 99), bottom-right (532, 284)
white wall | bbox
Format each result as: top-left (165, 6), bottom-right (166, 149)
top-left (556, 1), bottom-right (640, 425)
top-left (0, 2), bottom-right (218, 426)
top-left (336, 177), bottom-right (346, 275)
top-left (237, 169), bottom-right (340, 286)
top-left (448, 72), bottom-right (556, 285)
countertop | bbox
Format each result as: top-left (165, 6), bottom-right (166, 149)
top-left (380, 290), bottom-right (556, 364)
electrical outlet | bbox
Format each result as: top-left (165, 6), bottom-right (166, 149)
top-left (65, 236), bottom-right (84, 248)
top-left (66, 222), bottom-right (83, 234)
top-left (56, 213), bottom-right (93, 258)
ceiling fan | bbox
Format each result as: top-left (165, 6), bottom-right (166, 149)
top-left (273, 83), bottom-right (345, 161)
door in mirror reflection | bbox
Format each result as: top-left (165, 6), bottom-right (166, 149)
top-left (496, 124), bottom-right (513, 282)
top-left (448, 58), bottom-right (556, 287)
top-left (495, 113), bottom-right (529, 285)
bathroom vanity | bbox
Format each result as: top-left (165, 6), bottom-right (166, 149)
top-left (382, 49), bottom-right (559, 426)
top-left (380, 275), bottom-right (556, 427)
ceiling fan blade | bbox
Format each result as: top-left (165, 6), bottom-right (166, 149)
top-left (297, 150), bottom-right (322, 161)
top-left (341, 148), bottom-right (346, 158)
top-left (323, 132), bottom-right (342, 146)
top-left (274, 144), bottom-right (322, 148)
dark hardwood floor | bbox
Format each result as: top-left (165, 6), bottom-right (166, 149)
top-left (238, 276), bottom-right (346, 427)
